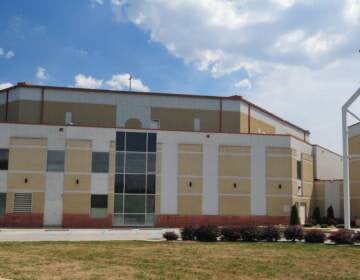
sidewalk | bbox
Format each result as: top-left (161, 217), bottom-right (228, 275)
top-left (0, 228), bottom-right (180, 242)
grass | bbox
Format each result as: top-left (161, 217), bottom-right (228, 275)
top-left (0, 241), bottom-right (359, 279)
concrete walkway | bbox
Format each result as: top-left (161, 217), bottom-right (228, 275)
top-left (0, 228), bottom-right (180, 242)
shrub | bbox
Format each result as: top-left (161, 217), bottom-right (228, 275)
top-left (320, 224), bottom-right (328, 228)
top-left (181, 226), bottom-right (197, 241)
top-left (220, 226), bottom-right (241, 241)
top-left (163, 231), bottom-right (179, 241)
top-left (290, 204), bottom-right (300, 225)
top-left (260, 225), bottom-right (281, 242)
top-left (328, 229), bottom-right (354, 245)
top-left (312, 206), bottom-right (321, 224)
top-left (336, 224), bottom-right (345, 229)
top-left (284, 225), bottom-right (304, 242)
top-left (238, 225), bottom-right (261, 242)
top-left (304, 229), bottom-right (326, 243)
top-left (327, 206), bottom-right (335, 221)
top-left (195, 226), bottom-right (220, 242)
top-left (303, 223), bottom-right (313, 228)
top-left (353, 232), bottom-right (360, 243)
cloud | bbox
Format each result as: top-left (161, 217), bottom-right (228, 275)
top-left (0, 83), bottom-right (13, 90)
top-left (344, 0), bottom-right (360, 25)
top-left (106, 73), bottom-right (150, 92)
top-left (74, 73), bottom-right (150, 92)
top-left (36, 66), bottom-right (48, 80)
top-left (234, 79), bottom-right (252, 89)
top-left (5, 50), bottom-right (15, 59)
top-left (90, 0), bottom-right (103, 6)
top-left (0, 48), bottom-right (15, 59)
top-left (74, 74), bottom-right (103, 88)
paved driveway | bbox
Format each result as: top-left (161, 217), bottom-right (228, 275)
top-left (0, 228), bottom-right (180, 242)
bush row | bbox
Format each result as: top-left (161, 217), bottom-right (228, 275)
top-left (163, 226), bottom-right (360, 245)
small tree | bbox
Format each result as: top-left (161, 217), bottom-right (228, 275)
top-left (327, 206), bottom-right (335, 220)
top-left (290, 204), bottom-right (300, 225)
top-left (312, 206), bottom-right (321, 224)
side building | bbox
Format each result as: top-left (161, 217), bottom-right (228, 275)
top-left (0, 83), bottom-right (343, 227)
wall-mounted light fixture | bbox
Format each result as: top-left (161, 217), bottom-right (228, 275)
top-left (76, 179), bottom-right (80, 185)
top-left (233, 183), bottom-right (237, 188)
top-left (189, 181), bottom-right (192, 187)
top-left (278, 184), bottom-right (282, 189)
top-left (24, 178), bottom-right (28, 184)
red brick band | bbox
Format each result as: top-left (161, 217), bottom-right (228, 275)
top-left (62, 214), bottom-right (112, 228)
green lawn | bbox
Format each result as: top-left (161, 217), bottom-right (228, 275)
top-left (0, 241), bottom-right (359, 280)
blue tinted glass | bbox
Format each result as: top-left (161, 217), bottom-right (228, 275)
top-left (126, 132), bottom-right (146, 152)
top-left (147, 133), bottom-right (157, 152)
top-left (147, 175), bottom-right (156, 194)
top-left (116, 132), bottom-right (125, 151)
top-left (125, 174), bottom-right (146, 193)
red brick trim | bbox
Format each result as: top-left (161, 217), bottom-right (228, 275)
top-left (0, 213), bottom-right (43, 227)
top-left (63, 214), bottom-right (112, 228)
top-left (155, 215), bottom-right (289, 227)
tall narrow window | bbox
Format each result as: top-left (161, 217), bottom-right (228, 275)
top-left (0, 149), bottom-right (9, 170)
top-left (13, 193), bottom-right (32, 213)
top-left (90, 194), bottom-right (108, 218)
top-left (0, 193), bottom-right (6, 217)
top-left (65, 112), bottom-right (73, 125)
top-left (47, 150), bottom-right (65, 172)
top-left (194, 118), bottom-right (200, 131)
top-left (92, 152), bottom-right (109, 173)
top-left (297, 161), bottom-right (302, 180)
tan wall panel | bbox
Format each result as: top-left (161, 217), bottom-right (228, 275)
top-left (313, 181), bottom-right (325, 198)
top-left (65, 149), bottom-right (91, 173)
top-left (109, 144), bottom-right (115, 174)
top-left (350, 182), bottom-right (360, 197)
top-left (240, 112), bottom-right (249, 133)
top-left (43, 101), bottom-right (116, 127)
top-left (302, 181), bottom-right (314, 198)
top-left (302, 155), bottom-right (313, 182)
top-left (6, 101), bottom-right (41, 123)
top-left (10, 138), bottom-right (47, 146)
top-left (178, 144), bottom-right (202, 153)
top-left (266, 157), bottom-right (294, 178)
top-left (108, 193), bottom-right (114, 214)
top-left (219, 155), bottom-right (250, 177)
top-left (9, 147), bottom-right (47, 172)
top-left (178, 153), bottom-right (202, 176)
top-left (64, 174), bottom-right (91, 191)
top-left (219, 178), bottom-right (250, 194)
top-left (350, 160), bottom-right (360, 181)
top-left (178, 177), bottom-right (202, 194)
top-left (63, 193), bottom-right (90, 214)
top-left (32, 192), bottom-right (44, 213)
top-left (250, 116), bottom-right (276, 134)
top-left (219, 145), bottom-right (250, 154)
top-left (266, 179), bottom-right (294, 195)
top-left (7, 173), bottom-right (46, 191)
top-left (5, 192), bottom-right (14, 213)
top-left (156, 151), bottom-right (161, 175)
top-left (267, 147), bottom-right (295, 156)
top-left (66, 139), bottom-right (92, 149)
top-left (108, 174), bottom-right (115, 193)
top-left (156, 175), bottom-right (161, 194)
top-left (221, 111), bottom-right (240, 133)
top-left (219, 196), bottom-right (250, 215)
top-left (155, 195), bottom-right (160, 214)
top-left (349, 135), bottom-right (360, 155)
top-left (178, 195), bottom-right (202, 215)
top-left (267, 197), bottom-right (292, 216)
top-left (151, 107), bottom-right (221, 132)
